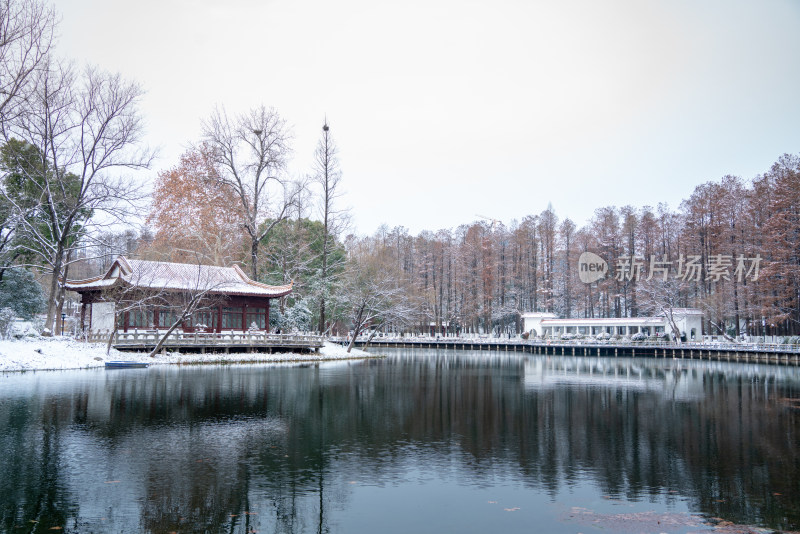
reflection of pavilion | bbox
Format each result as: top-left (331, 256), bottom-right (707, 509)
top-left (522, 309), bottom-right (704, 340)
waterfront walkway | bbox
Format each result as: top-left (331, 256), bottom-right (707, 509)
top-left (339, 337), bottom-right (800, 366)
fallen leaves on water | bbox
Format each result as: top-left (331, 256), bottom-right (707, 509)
top-left (563, 509), bottom-right (771, 533)
top-left (104, 480), bottom-right (121, 484)
top-left (503, 507), bottom-right (520, 512)
top-left (49, 527), bottom-right (62, 531)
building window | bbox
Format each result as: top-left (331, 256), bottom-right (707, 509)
top-left (130, 309), bottom-right (153, 328)
top-left (158, 309), bottom-right (177, 328)
top-left (222, 307), bottom-right (243, 330)
top-left (246, 307), bottom-right (266, 330)
top-left (193, 310), bottom-right (217, 330)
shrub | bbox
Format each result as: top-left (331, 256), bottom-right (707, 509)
top-left (0, 308), bottom-right (15, 339)
top-left (284, 302), bottom-right (311, 332)
top-left (0, 268), bottom-right (46, 320)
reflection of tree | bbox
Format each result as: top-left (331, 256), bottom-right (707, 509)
top-left (2, 355), bottom-right (800, 531)
top-left (0, 398), bottom-right (76, 531)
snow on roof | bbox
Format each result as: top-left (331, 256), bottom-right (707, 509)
top-left (64, 256), bottom-right (292, 298)
top-left (666, 308), bottom-right (704, 315)
top-left (525, 309), bottom-right (703, 326)
top-left (540, 317), bottom-right (666, 326)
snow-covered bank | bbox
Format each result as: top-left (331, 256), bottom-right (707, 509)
top-left (0, 337), bottom-right (373, 372)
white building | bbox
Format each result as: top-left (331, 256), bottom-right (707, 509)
top-left (522, 309), bottom-right (703, 340)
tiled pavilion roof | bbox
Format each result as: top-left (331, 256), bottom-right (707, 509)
top-left (64, 256), bottom-right (293, 298)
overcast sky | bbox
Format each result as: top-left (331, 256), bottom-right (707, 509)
top-left (54, 0), bottom-right (800, 235)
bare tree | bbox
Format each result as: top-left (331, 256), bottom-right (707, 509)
top-left (101, 272), bottom-right (165, 356)
top-left (97, 258), bottom-right (228, 356)
top-left (557, 218), bottom-right (576, 317)
top-left (2, 60), bottom-right (154, 334)
top-left (0, 0), bottom-right (55, 277)
top-left (144, 271), bottom-right (226, 358)
top-left (638, 276), bottom-right (689, 342)
top-left (0, 0), bottom-right (56, 123)
top-left (201, 105), bottom-right (302, 280)
top-left (339, 239), bottom-right (416, 352)
top-left (312, 118), bottom-right (349, 334)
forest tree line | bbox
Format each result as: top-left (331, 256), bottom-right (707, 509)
top-left (66, 151), bottom-right (800, 339)
top-left (334, 152), bottom-right (800, 338)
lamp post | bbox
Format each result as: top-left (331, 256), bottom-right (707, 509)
top-left (61, 312), bottom-right (66, 336)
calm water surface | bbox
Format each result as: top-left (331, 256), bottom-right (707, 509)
top-left (1, 348), bottom-right (799, 533)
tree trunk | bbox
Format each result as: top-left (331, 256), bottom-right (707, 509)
top-left (55, 260), bottom-right (71, 336)
top-left (347, 309), bottom-right (365, 353)
top-left (319, 298), bottom-right (326, 336)
top-left (43, 242), bottom-right (66, 335)
top-left (106, 326), bottom-right (117, 355)
top-left (251, 238), bottom-right (259, 280)
top-left (363, 329), bottom-right (378, 350)
top-left (148, 316), bottom-right (185, 357)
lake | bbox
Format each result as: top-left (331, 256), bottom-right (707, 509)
top-left (1, 348), bottom-right (799, 533)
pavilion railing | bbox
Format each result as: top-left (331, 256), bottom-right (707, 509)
top-left (84, 329), bottom-right (325, 348)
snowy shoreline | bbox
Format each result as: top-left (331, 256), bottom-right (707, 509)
top-left (0, 337), bottom-right (374, 372)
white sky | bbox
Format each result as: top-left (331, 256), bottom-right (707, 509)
top-left (54, 0), bottom-right (800, 235)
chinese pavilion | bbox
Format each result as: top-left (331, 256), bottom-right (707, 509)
top-left (64, 256), bottom-right (293, 334)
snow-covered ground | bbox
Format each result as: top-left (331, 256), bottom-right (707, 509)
top-left (0, 336), bottom-right (372, 372)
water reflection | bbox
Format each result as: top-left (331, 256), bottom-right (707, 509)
top-left (1, 351), bottom-right (799, 533)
